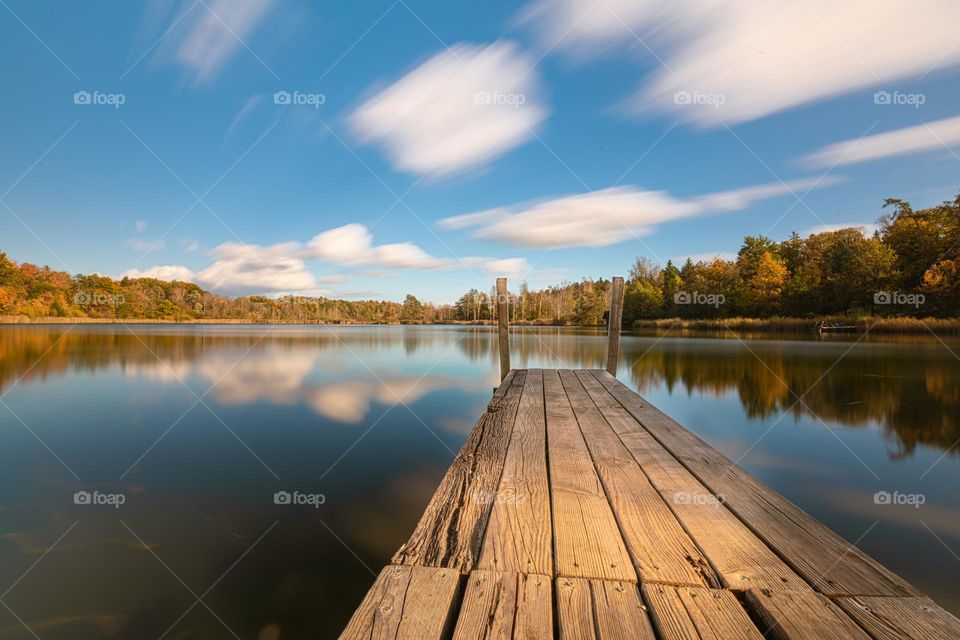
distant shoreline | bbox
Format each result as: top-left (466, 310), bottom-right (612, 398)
top-left (2, 315), bottom-right (958, 334)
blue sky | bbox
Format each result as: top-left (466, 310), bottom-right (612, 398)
top-left (2, 0), bottom-right (959, 303)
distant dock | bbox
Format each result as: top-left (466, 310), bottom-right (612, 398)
top-left (339, 280), bottom-right (960, 639)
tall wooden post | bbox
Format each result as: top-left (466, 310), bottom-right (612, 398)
top-left (497, 277), bottom-right (510, 382)
top-left (605, 276), bottom-right (624, 376)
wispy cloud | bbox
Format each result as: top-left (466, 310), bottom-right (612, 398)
top-left (124, 224), bottom-right (527, 294)
top-left (152, 0), bottom-right (277, 86)
top-left (439, 178), bottom-right (840, 249)
top-left (127, 238), bottom-right (165, 252)
top-left (349, 41), bottom-right (548, 177)
top-left (519, 0), bottom-right (960, 126)
top-left (802, 115), bottom-right (960, 168)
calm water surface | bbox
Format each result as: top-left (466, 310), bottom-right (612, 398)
top-left (1, 325), bottom-right (958, 638)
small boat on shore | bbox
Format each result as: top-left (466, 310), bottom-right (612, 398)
top-left (816, 320), bottom-right (859, 333)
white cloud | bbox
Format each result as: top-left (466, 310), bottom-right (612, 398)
top-left (195, 242), bottom-right (317, 294)
top-left (123, 265), bottom-right (196, 281)
top-left (801, 222), bottom-right (879, 237)
top-left (227, 95), bottom-right (263, 136)
top-left (127, 238), bottom-right (165, 252)
top-left (440, 178), bottom-right (837, 249)
top-left (801, 115), bottom-right (960, 168)
top-left (349, 41), bottom-right (548, 177)
top-left (154, 0), bottom-right (277, 86)
top-left (184, 241), bottom-right (200, 254)
top-left (519, 0), bottom-right (960, 126)
top-left (305, 224), bottom-right (449, 270)
top-left (135, 219), bottom-right (148, 233)
top-left (124, 224), bottom-right (527, 294)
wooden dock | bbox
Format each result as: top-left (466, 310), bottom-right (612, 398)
top-left (339, 369), bottom-right (960, 639)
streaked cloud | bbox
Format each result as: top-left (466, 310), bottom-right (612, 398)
top-left (306, 224), bottom-right (448, 270)
top-left (123, 224), bottom-right (527, 294)
top-left (440, 178), bottom-right (839, 249)
top-left (801, 116), bottom-right (960, 168)
top-left (127, 238), bottom-right (165, 252)
top-left (519, 0), bottom-right (960, 126)
top-left (123, 265), bottom-right (195, 281)
top-left (196, 242), bottom-right (317, 293)
top-left (349, 41), bottom-right (548, 177)
top-left (152, 0), bottom-right (277, 86)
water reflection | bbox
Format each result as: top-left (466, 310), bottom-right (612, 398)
top-left (2, 326), bottom-right (957, 457)
top-left (1, 325), bottom-right (959, 637)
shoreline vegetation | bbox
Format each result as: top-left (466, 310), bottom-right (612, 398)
top-left (1, 193), bottom-right (957, 333)
top-left (2, 315), bottom-right (959, 335)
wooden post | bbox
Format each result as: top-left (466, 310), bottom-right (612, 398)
top-left (497, 278), bottom-right (510, 382)
top-left (605, 276), bottom-right (624, 376)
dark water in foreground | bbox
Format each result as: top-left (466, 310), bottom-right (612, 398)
top-left (0, 325), bottom-right (958, 638)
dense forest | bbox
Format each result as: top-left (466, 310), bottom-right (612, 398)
top-left (1, 193), bottom-right (957, 324)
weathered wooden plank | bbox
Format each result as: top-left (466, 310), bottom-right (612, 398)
top-left (452, 570), bottom-right (552, 640)
top-left (558, 370), bottom-right (716, 588)
top-left (591, 370), bottom-right (918, 598)
top-left (339, 565), bottom-right (461, 640)
top-left (477, 369), bottom-right (552, 575)
top-left (575, 370), bottom-right (811, 593)
top-left (835, 596), bottom-right (960, 639)
top-left (556, 577), bottom-right (657, 640)
top-left (642, 584), bottom-right (763, 640)
top-left (393, 370), bottom-right (526, 571)
top-left (543, 370), bottom-right (635, 581)
top-left (497, 277), bottom-right (510, 381)
top-left (745, 589), bottom-right (870, 639)
top-left (605, 276), bottom-right (624, 375)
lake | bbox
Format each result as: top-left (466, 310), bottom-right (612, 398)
top-left (1, 324), bottom-right (958, 638)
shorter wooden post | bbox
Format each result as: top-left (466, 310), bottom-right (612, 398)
top-left (605, 276), bottom-right (624, 376)
top-left (497, 278), bottom-right (510, 382)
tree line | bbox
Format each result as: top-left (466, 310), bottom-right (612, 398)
top-left (1, 192), bottom-right (957, 324)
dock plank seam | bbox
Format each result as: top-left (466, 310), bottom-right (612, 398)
top-left (589, 370), bottom-right (918, 599)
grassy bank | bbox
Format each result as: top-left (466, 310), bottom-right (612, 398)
top-left (632, 316), bottom-right (960, 335)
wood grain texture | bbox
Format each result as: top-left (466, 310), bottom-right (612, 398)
top-left (453, 570), bottom-right (552, 640)
top-left (744, 589), bottom-right (870, 639)
top-left (556, 577), bottom-right (657, 640)
top-left (574, 370), bottom-right (810, 593)
top-left (559, 370), bottom-right (716, 588)
top-left (591, 370), bottom-right (918, 598)
top-left (543, 370), bottom-right (635, 581)
top-left (339, 565), bottom-right (460, 640)
top-left (605, 276), bottom-right (624, 375)
top-left (478, 369), bottom-right (553, 575)
top-left (393, 370), bottom-right (526, 571)
top-left (642, 584), bottom-right (763, 640)
top-left (497, 278), bottom-right (510, 382)
top-left (345, 369), bottom-right (956, 640)
top-left (835, 595), bottom-right (960, 639)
